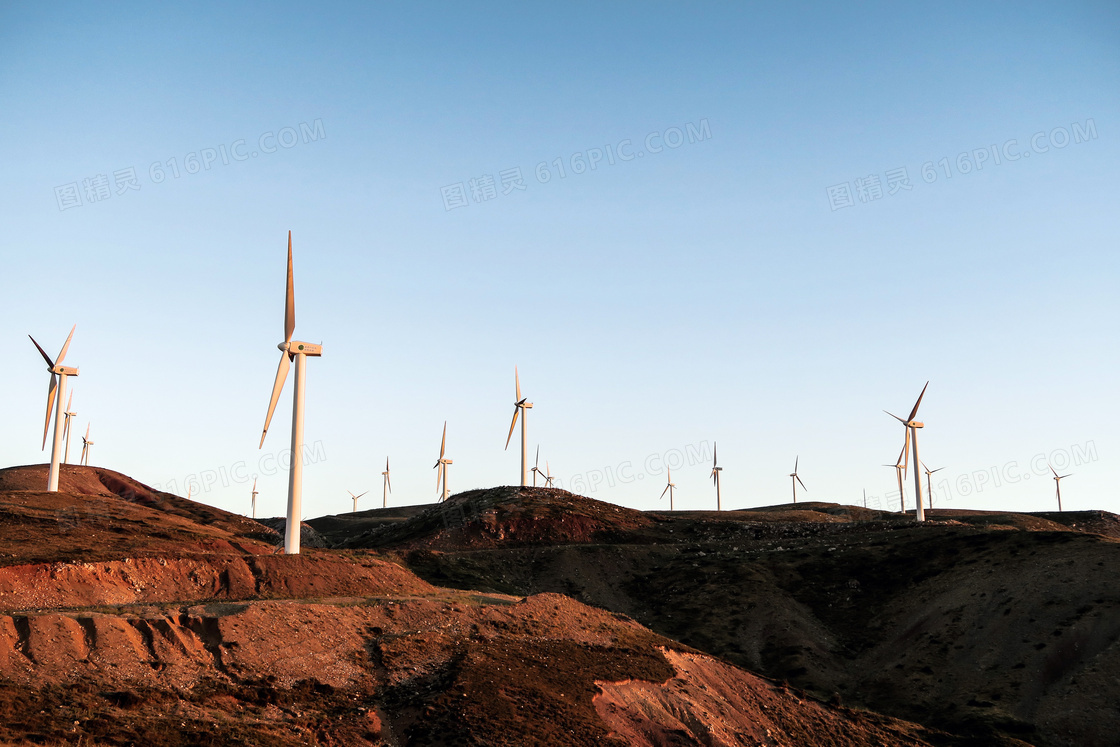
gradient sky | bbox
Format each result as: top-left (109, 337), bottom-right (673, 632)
top-left (2, 2), bottom-right (1117, 520)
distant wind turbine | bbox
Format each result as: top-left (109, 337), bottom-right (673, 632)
top-left (921, 462), bottom-right (944, 512)
top-left (251, 478), bottom-right (258, 519)
top-left (884, 441), bottom-right (907, 513)
top-left (29, 325), bottom-right (79, 491)
top-left (382, 458), bottom-right (392, 508)
top-left (80, 424), bottom-right (93, 466)
top-left (660, 468), bottom-right (676, 510)
top-left (543, 461), bottom-right (554, 488)
top-left (1049, 464), bottom-right (1072, 512)
top-left (711, 442), bottom-right (723, 511)
top-left (885, 382), bottom-right (929, 522)
top-left (504, 367), bottom-right (534, 486)
top-left (789, 457), bottom-right (806, 503)
top-left (62, 392), bottom-right (77, 465)
top-left (529, 446), bottom-right (544, 487)
top-left (259, 231), bottom-right (323, 555)
top-left (349, 490), bottom-right (368, 514)
top-left (434, 422), bottom-right (452, 501)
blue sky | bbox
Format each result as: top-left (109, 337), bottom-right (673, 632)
top-left (2, 2), bottom-right (1117, 519)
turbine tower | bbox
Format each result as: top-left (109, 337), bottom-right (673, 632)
top-left (434, 422), bottom-right (452, 501)
top-left (259, 231), bottom-right (323, 555)
top-left (711, 442), bottom-right (723, 511)
top-left (660, 468), bottom-right (676, 510)
top-left (504, 367), bottom-right (533, 486)
top-left (251, 478), bottom-right (258, 519)
top-left (80, 424), bottom-right (93, 466)
top-left (349, 490), bottom-right (368, 514)
top-left (789, 457), bottom-right (806, 503)
top-left (62, 392), bottom-right (77, 465)
top-left (530, 446), bottom-right (545, 487)
top-left (921, 462), bottom-right (944, 512)
top-left (1049, 464), bottom-right (1072, 511)
top-left (884, 441), bottom-right (907, 512)
top-left (382, 458), bottom-right (392, 508)
top-left (885, 382), bottom-right (929, 522)
top-left (29, 325), bottom-right (79, 491)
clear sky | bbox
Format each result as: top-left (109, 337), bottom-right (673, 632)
top-left (2, 2), bottom-right (1117, 519)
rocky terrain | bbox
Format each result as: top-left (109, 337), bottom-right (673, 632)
top-left (1, 465), bottom-right (1116, 745)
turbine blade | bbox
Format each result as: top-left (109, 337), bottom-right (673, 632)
top-left (713, 442), bottom-right (718, 467)
top-left (252, 477), bottom-right (257, 491)
top-left (515, 366), bottom-right (521, 401)
top-left (794, 455), bottom-right (799, 472)
top-left (884, 410), bottom-right (907, 424)
top-left (504, 408), bottom-right (519, 449)
top-left (29, 335), bottom-right (55, 368)
top-left (660, 485), bottom-right (669, 499)
top-left (797, 475), bottom-right (807, 490)
top-left (535, 445), bottom-right (540, 468)
top-left (440, 421), bottom-right (447, 458)
top-left (355, 491), bottom-right (368, 500)
top-left (387, 473), bottom-right (392, 493)
top-left (436, 463), bottom-right (444, 492)
top-left (907, 381), bottom-right (930, 422)
top-left (42, 374), bottom-right (58, 450)
top-left (56, 324), bottom-right (76, 365)
top-left (260, 351), bottom-right (291, 448)
top-left (284, 231), bottom-right (296, 343)
top-left (1048, 463), bottom-right (1058, 478)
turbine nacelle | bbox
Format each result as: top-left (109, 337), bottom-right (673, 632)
top-left (50, 365), bottom-right (79, 376)
top-left (279, 341), bottom-right (322, 357)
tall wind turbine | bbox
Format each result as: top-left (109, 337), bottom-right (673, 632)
top-left (382, 458), bottom-right (392, 508)
top-left (259, 231), bottom-right (323, 555)
top-left (251, 478), bottom-right (258, 519)
top-left (349, 490), bottom-right (368, 514)
top-left (789, 457), bottom-right (806, 503)
top-left (29, 325), bottom-right (79, 491)
top-left (1049, 464), bottom-right (1072, 511)
top-left (885, 382), bottom-right (929, 522)
top-left (434, 422), bottom-right (452, 501)
top-left (529, 446), bottom-right (545, 487)
top-left (80, 424), bottom-right (93, 466)
top-left (711, 442), bottom-right (723, 511)
top-left (504, 367), bottom-right (533, 486)
top-left (660, 468), bottom-right (676, 510)
top-left (62, 392), bottom-right (77, 465)
top-left (884, 441), bottom-right (907, 512)
top-left (921, 462), bottom-right (944, 512)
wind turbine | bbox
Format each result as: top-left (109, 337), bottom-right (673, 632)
top-left (1049, 464), bottom-right (1072, 511)
top-left (886, 382), bottom-right (929, 522)
top-left (884, 441), bottom-right (907, 512)
top-left (660, 468), bottom-right (676, 510)
top-left (434, 422), bottom-right (452, 501)
top-left (80, 424), bottom-right (93, 466)
top-left (259, 231), bottom-right (323, 555)
top-left (529, 446), bottom-right (545, 487)
top-left (921, 462), bottom-right (944, 512)
top-left (711, 442), bottom-right (723, 511)
top-left (504, 367), bottom-right (533, 486)
top-left (251, 478), bottom-right (258, 519)
top-left (28, 325), bottom-right (79, 491)
top-left (543, 461), bottom-right (554, 488)
top-left (789, 457), bottom-right (806, 503)
top-left (349, 490), bottom-right (368, 514)
top-left (62, 392), bottom-right (77, 465)
top-left (381, 458), bottom-right (392, 508)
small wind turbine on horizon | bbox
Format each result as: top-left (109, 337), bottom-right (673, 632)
top-left (543, 461), bottom-right (554, 488)
top-left (660, 468), bottom-right (676, 510)
top-left (1049, 464), bottom-right (1072, 511)
top-left (434, 422), bottom-right (452, 501)
top-left (884, 441), bottom-right (907, 513)
top-left (530, 446), bottom-right (545, 487)
top-left (382, 458), bottom-right (392, 508)
top-left (711, 442), bottom-right (723, 511)
top-left (80, 424), bottom-right (93, 467)
top-left (62, 392), bottom-right (77, 465)
top-left (922, 462), bottom-right (944, 512)
top-left (29, 325), bottom-right (79, 491)
top-left (259, 231), bottom-right (323, 555)
top-left (504, 367), bottom-right (534, 486)
top-left (349, 490), bottom-right (368, 514)
top-left (885, 382), bottom-right (930, 522)
top-left (789, 457), bottom-right (806, 503)
top-left (251, 478), bottom-right (258, 519)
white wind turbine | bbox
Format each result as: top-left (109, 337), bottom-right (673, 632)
top-left (504, 367), bottom-right (533, 486)
top-left (789, 457), bottom-right (806, 503)
top-left (884, 441), bottom-right (907, 513)
top-left (382, 458), bottom-right (392, 508)
top-left (711, 442), bottom-right (723, 511)
top-left (349, 490), bottom-right (368, 514)
top-left (29, 325), bottom-right (79, 491)
top-left (259, 231), bottom-right (323, 555)
top-left (921, 462), bottom-right (944, 512)
top-left (885, 382), bottom-right (929, 522)
top-left (543, 461), bottom-right (554, 488)
top-left (1049, 464), bottom-right (1072, 511)
top-left (62, 392), bottom-right (77, 465)
top-left (660, 468), bottom-right (676, 510)
top-left (434, 422), bottom-right (452, 501)
top-left (80, 424), bottom-right (93, 466)
top-left (251, 478), bottom-right (258, 519)
top-left (529, 446), bottom-right (545, 487)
